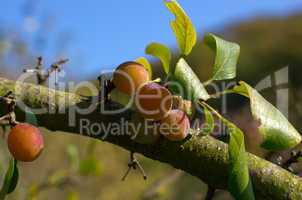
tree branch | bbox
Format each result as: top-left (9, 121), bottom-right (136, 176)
top-left (0, 77), bottom-right (301, 200)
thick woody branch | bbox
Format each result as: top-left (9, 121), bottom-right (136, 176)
top-left (0, 77), bottom-right (301, 200)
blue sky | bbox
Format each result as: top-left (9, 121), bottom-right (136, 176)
top-left (1, 0), bottom-right (302, 80)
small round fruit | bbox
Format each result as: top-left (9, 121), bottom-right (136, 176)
top-left (159, 109), bottom-right (190, 141)
top-left (135, 82), bottom-right (172, 121)
top-left (112, 61), bottom-right (150, 95)
top-left (8, 123), bottom-right (44, 162)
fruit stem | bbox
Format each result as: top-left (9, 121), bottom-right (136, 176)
top-left (0, 92), bottom-right (19, 127)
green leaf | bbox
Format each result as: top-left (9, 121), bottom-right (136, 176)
top-left (232, 81), bottom-right (301, 150)
top-left (135, 57), bottom-right (153, 78)
top-left (28, 184), bottom-right (39, 199)
top-left (145, 43), bottom-right (171, 74)
top-left (65, 144), bottom-right (80, 171)
top-left (200, 101), bottom-right (254, 199)
top-left (165, 0), bottom-right (197, 55)
top-left (228, 124), bottom-right (255, 200)
top-left (7, 163), bottom-right (18, 195)
top-left (200, 105), bottom-right (214, 135)
top-left (204, 33), bottom-right (240, 81)
top-left (48, 170), bottom-right (67, 185)
top-left (66, 191), bottom-right (79, 200)
top-left (79, 157), bottom-right (102, 176)
top-left (109, 88), bottom-right (135, 110)
top-left (173, 58), bottom-right (209, 101)
top-left (0, 159), bottom-right (19, 199)
top-left (152, 77), bottom-right (161, 83)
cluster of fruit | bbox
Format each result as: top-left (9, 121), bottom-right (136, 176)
top-left (112, 61), bottom-right (190, 143)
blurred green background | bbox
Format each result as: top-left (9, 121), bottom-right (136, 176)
top-left (1, 0), bottom-right (302, 199)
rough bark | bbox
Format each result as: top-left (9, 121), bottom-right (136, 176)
top-left (0, 77), bottom-right (301, 200)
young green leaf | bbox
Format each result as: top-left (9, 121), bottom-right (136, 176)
top-left (228, 124), bottom-right (255, 200)
top-left (0, 159), bottom-right (19, 199)
top-left (145, 43), bottom-right (171, 74)
top-left (173, 58), bottom-right (209, 101)
top-left (165, 0), bottom-right (197, 55)
top-left (135, 57), bottom-right (153, 78)
top-left (204, 33), bottom-right (240, 81)
top-left (152, 77), bottom-right (162, 83)
top-left (232, 81), bottom-right (301, 150)
top-left (200, 105), bottom-right (215, 135)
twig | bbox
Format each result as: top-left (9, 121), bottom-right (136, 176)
top-left (282, 150), bottom-right (302, 173)
top-left (23, 57), bottom-right (69, 85)
top-left (268, 148), bottom-right (302, 174)
top-left (122, 151), bottom-right (147, 181)
top-left (205, 186), bottom-right (216, 200)
top-left (98, 73), bottom-right (115, 103)
top-left (0, 91), bottom-right (18, 126)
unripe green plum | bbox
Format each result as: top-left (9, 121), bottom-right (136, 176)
top-left (159, 109), bottom-right (190, 141)
top-left (135, 82), bottom-right (172, 121)
top-left (8, 123), bottom-right (44, 162)
top-left (112, 61), bottom-right (150, 95)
